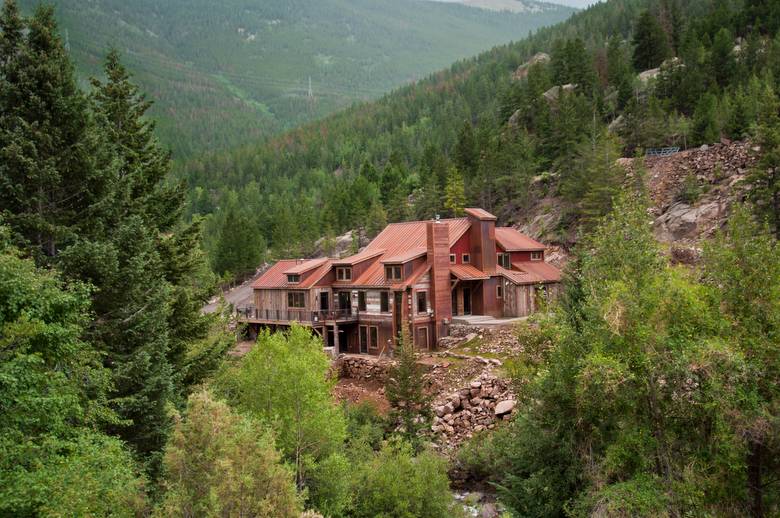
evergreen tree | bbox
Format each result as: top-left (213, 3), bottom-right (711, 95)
top-left (213, 202), bottom-right (265, 277)
top-left (453, 120), bottom-right (478, 177)
top-left (710, 28), bottom-right (736, 87)
top-left (385, 331), bottom-right (432, 449)
top-left (0, 2), bottom-right (106, 259)
top-left (746, 97), bottom-right (780, 238)
top-left (444, 166), bottom-right (466, 217)
top-left (691, 92), bottom-right (720, 144)
top-left (632, 10), bottom-right (672, 71)
top-left (607, 36), bottom-right (634, 110)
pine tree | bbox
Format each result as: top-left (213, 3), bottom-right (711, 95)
top-left (746, 95), bottom-right (780, 238)
top-left (0, 3), bottom-right (106, 259)
top-left (691, 92), bottom-right (720, 145)
top-left (453, 120), bottom-right (478, 177)
top-left (632, 10), bottom-right (672, 71)
top-left (444, 166), bottom-right (466, 217)
top-left (385, 331), bottom-right (431, 449)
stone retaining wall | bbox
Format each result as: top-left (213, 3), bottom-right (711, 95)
top-left (333, 354), bottom-right (395, 382)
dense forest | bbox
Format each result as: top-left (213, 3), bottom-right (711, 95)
top-left (16, 0), bottom-right (574, 158)
top-left (183, 0), bottom-right (780, 281)
top-left (2, 0), bottom-right (780, 516)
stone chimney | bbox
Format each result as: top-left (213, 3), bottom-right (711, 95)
top-left (464, 208), bottom-right (497, 274)
top-left (427, 220), bottom-right (452, 341)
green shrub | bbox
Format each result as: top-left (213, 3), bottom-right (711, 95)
top-left (352, 440), bottom-right (458, 518)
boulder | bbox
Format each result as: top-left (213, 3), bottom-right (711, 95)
top-left (495, 400), bottom-right (516, 416)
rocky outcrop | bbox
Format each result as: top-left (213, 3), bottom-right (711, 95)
top-left (512, 52), bottom-right (550, 81)
top-left (431, 373), bottom-right (515, 450)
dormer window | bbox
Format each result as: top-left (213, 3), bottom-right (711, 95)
top-left (462, 254), bottom-right (470, 264)
top-left (287, 274), bottom-right (300, 284)
top-left (336, 267), bottom-right (352, 281)
top-left (531, 251), bottom-right (543, 261)
top-left (498, 253), bottom-right (511, 269)
top-left (385, 265), bottom-right (402, 281)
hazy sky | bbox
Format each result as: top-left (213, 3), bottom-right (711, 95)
top-left (554, 0), bottom-right (599, 8)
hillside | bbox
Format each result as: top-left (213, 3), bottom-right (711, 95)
top-left (21, 0), bottom-right (575, 157)
top-left (185, 0), bottom-right (780, 280)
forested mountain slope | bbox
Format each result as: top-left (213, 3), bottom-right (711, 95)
top-left (186, 0), bottom-right (780, 280)
top-left (19, 0), bottom-right (575, 157)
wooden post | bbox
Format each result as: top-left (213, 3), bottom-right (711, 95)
top-left (333, 323), bottom-right (340, 355)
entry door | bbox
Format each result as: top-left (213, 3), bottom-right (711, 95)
top-left (338, 292), bottom-right (351, 314)
top-left (463, 287), bottom-right (472, 315)
top-left (416, 326), bottom-right (429, 350)
top-left (320, 292), bottom-right (329, 311)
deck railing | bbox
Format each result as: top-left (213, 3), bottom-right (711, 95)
top-left (236, 305), bottom-right (358, 323)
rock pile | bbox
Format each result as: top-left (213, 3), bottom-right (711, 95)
top-left (437, 325), bottom-right (523, 357)
top-left (431, 373), bottom-right (516, 449)
top-left (643, 140), bottom-right (758, 244)
top-left (334, 354), bottom-right (394, 382)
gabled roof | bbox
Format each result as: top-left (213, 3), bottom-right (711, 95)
top-left (253, 259), bottom-right (333, 289)
top-left (511, 261), bottom-right (561, 283)
top-left (381, 247), bottom-right (427, 264)
top-left (495, 227), bottom-right (546, 252)
top-left (450, 264), bottom-right (489, 281)
top-left (332, 248), bottom-right (385, 266)
top-left (363, 218), bottom-right (471, 257)
top-left (283, 257), bottom-right (328, 275)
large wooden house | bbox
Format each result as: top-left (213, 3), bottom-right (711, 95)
top-left (238, 208), bottom-right (560, 355)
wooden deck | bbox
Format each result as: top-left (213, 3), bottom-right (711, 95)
top-left (237, 306), bottom-right (359, 326)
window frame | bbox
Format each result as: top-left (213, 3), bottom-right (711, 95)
top-left (369, 326), bottom-right (378, 349)
top-left (496, 283), bottom-right (504, 299)
top-left (287, 291), bottom-right (306, 308)
top-left (385, 265), bottom-right (402, 281)
top-left (497, 252), bottom-right (511, 269)
top-left (380, 291), bottom-right (389, 313)
top-left (449, 254), bottom-right (456, 264)
top-left (358, 291), bottom-right (367, 311)
top-left (462, 253), bottom-right (470, 264)
top-left (530, 251), bottom-right (543, 261)
top-left (287, 274), bottom-right (301, 284)
top-left (336, 267), bottom-right (352, 281)
top-left (416, 291), bottom-right (427, 314)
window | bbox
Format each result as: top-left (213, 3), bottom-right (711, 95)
top-left (385, 265), bottom-right (402, 281)
top-left (358, 291), bottom-right (366, 311)
top-left (380, 291), bottom-right (389, 312)
top-left (417, 291), bottom-right (427, 314)
top-left (497, 253), bottom-right (511, 269)
top-left (336, 267), bottom-right (352, 281)
top-left (287, 291), bottom-right (305, 308)
top-left (496, 284), bottom-right (504, 298)
top-left (449, 254), bottom-right (456, 264)
top-left (462, 253), bottom-right (470, 264)
top-left (370, 327), bottom-right (378, 349)
top-left (287, 274), bottom-right (300, 284)
top-left (531, 251), bottom-right (543, 261)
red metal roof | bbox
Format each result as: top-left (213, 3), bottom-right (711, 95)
top-left (253, 259), bottom-right (333, 289)
top-left (283, 257), bottom-right (328, 275)
top-left (464, 208), bottom-right (497, 221)
top-left (381, 247), bottom-right (427, 264)
top-left (363, 218), bottom-right (470, 256)
top-left (332, 248), bottom-right (385, 265)
top-left (497, 265), bottom-right (530, 284)
top-left (495, 227), bottom-right (546, 252)
top-left (511, 261), bottom-right (561, 283)
top-left (450, 264), bottom-right (489, 281)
